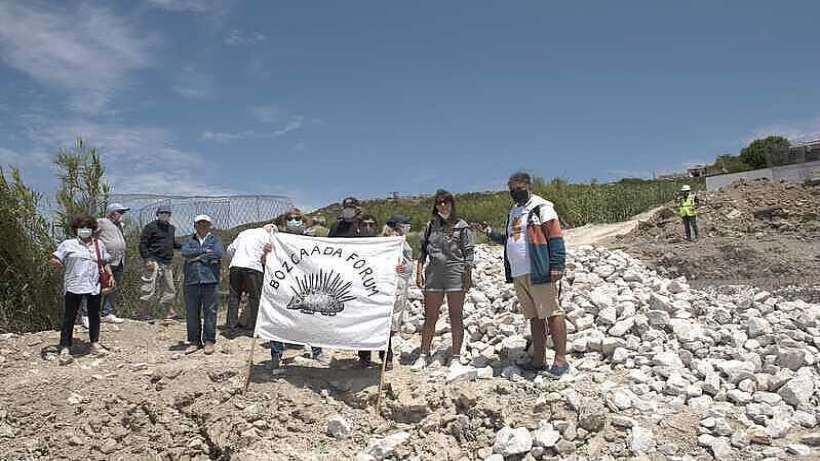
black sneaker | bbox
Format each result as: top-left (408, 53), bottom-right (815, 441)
top-left (544, 363), bottom-right (570, 379)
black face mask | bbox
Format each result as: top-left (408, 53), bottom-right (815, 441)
top-left (510, 189), bottom-right (529, 205)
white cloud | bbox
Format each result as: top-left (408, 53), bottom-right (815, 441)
top-left (748, 118), bottom-right (820, 145)
top-left (18, 115), bottom-right (238, 196)
top-left (172, 66), bottom-right (216, 100)
top-left (202, 117), bottom-right (304, 142)
top-left (225, 30), bottom-right (267, 46)
top-left (144, 0), bottom-right (225, 13)
top-left (107, 171), bottom-right (237, 196)
top-left (249, 105), bottom-right (286, 124)
top-left (0, 147), bottom-right (26, 168)
top-left (0, 147), bottom-right (50, 169)
top-left (172, 83), bottom-right (215, 100)
top-left (201, 130), bottom-right (247, 142)
top-left (0, 3), bottom-right (152, 114)
top-left (22, 117), bottom-right (197, 167)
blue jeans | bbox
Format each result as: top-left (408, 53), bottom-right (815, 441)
top-left (270, 341), bottom-right (322, 360)
top-left (184, 283), bottom-right (218, 344)
top-left (102, 263), bottom-right (124, 317)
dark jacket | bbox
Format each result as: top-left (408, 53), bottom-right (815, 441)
top-left (139, 220), bottom-right (181, 264)
top-left (488, 195), bottom-right (566, 284)
top-left (328, 219), bottom-right (376, 238)
top-left (181, 233), bottom-right (225, 285)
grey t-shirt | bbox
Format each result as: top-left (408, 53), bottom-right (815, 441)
top-left (419, 218), bottom-right (475, 269)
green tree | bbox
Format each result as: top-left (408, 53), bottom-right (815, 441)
top-left (713, 154), bottom-right (752, 174)
top-left (54, 138), bottom-right (110, 234)
top-left (740, 136), bottom-right (790, 169)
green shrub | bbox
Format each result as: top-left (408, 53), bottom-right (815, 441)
top-left (0, 168), bottom-right (62, 333)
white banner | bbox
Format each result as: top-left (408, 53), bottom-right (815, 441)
top-left (255, 232), bottom-right (404, 350)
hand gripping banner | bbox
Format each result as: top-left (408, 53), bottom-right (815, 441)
top-left (255, 232), bottom-right (404, 350)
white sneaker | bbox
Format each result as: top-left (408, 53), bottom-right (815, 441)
top-left (449, 355), bottom-right (463, 370)
top-left (102, 314), bottom-right (124, 324)
top-left (411, 354), bottom-right (429, 372)
top-left (80, 315), bottom-right (89, 329)
top-left (91, 342), bottom-right (108, 356)
top-left (59, 348), bottom-right (73, 365)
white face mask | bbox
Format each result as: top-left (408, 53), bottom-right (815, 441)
top-left (77, 228), bottom-right (93, 239)
top-left (286, 219), bottom-right (304, 233)
top-left (340, 208), bottom-right (357, 221)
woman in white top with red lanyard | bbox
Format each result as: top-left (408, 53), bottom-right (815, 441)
top-left (49, 214), bottom-right (115, 364)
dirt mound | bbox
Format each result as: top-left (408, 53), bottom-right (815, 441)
top-left (612, 178), bottom-right (820, 289)
top-left (637, 178), bottom-right (820, 239)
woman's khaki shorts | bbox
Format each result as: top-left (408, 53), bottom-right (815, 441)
top-left (513, 275), bottom-right (564, 319)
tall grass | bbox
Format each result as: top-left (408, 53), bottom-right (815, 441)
top-left (0, 168), bottom-right (62, 333)
top-left (315, 177), bottom-right (704, 254)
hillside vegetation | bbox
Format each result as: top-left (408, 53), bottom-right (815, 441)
top-left (312, 178), bottom-right (703, 230)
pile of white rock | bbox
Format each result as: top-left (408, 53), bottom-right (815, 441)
top-left (392, 244), bottom-right (820, 459)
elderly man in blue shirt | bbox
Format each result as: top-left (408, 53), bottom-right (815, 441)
top-left (181, 214), bottom-right (225, 355)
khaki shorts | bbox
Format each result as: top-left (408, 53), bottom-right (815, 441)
top-left (513, 275), bottom-right (564, 319)
top-left (139, 262), bottom-right (177, 305)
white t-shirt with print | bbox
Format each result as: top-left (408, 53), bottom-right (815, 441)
top-left (505, 195), bottom-right (557, 278)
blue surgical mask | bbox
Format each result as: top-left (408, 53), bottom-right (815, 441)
top-left (286, 219), bottom-right (304, 232)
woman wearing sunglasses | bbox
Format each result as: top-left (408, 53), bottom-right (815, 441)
top-left (413, 189), bottom-right (475, 371)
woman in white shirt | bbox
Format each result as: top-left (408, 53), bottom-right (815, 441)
top-left (49, 214), bottom-right (115, 364)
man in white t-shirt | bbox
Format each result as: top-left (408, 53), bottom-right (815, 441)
top-left (225, 225), bottom-right (274, 333)
top-left (482, 171), bottom-right (569, 379)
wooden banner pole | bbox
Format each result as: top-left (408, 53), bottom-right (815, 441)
top-left (375, 349), bottom-right (389, 415)
top-left (243, 336), bottom-right (258, 392)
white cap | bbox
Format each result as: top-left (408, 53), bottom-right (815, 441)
top-left (681, 185), bottom-right (691, 191)
top-left (194, 214), bottom-right (212, 223)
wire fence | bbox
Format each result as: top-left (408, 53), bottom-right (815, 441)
top-left (109, 194), bottom-right (294, 235)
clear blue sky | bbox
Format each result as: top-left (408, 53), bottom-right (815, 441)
top-left (1, 1), bottom-right (819, 210)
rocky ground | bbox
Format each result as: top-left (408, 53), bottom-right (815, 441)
top-left (1, 243), bottom-right (819, 461)
top-left (611, 179), bottom-right (820, 296)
